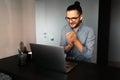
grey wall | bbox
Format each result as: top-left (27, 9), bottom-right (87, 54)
top-left (35, 0), bottom-right (99, 63)
top-left (108, 0), bottom-right (120, 63)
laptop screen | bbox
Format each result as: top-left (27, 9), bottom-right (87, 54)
top-left (30, 43), bottom-right (67, 73)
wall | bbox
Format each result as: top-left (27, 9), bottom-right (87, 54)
top-left (0, 0), bottom-right (22, 58)
top-left (22, 0), bottom-right (36, 50)
top-left (0, 0), bottom-right (36, 59)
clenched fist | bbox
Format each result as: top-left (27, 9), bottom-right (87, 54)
top-left (66, 32), bottom-right (78, 44)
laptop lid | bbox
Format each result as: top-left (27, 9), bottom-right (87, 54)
top-left (30, 43), bottom-right (67, 73)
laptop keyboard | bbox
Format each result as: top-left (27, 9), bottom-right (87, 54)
top-left (66, 57), bottom-right (75, 61)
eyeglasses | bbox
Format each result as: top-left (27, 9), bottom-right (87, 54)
top-left (65, 15), bottom-right (80, 22)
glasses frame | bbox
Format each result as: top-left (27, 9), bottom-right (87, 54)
top-left (65, 15), bottom-right (80, 22)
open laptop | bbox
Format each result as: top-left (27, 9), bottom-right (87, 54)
top-left (30, 43), bottom-right (77, 73)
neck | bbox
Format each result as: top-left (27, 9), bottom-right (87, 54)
top-left (73, 22), bottom-right (81, 32)
top-left (73, 26), bottom-right (80, 32)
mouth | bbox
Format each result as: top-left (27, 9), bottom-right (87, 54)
top-left (70, 23), bottom-right (75, 26)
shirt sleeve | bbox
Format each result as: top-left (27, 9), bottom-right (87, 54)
top-left (60, 27), bottom-right (67, 47)
top-left (82, 28), bottom-right (95, 60)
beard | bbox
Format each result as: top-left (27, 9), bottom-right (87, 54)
top-left (69, 20), bottom-right (81, 29)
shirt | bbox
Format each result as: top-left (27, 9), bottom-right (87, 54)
top-left (60, 23), bottom-right (95, 62)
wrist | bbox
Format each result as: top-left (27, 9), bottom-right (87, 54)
top-left (67, 43), bottom-right (73, 49)
top-left (65, 43), bottom-right (73, 53)
top-left (69, 43), bottom-right (73, 47)
top-left (74, 39), bottom-right (79, 45)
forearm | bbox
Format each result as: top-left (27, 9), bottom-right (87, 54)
top-left (74, 39), bottom-right (83, 53)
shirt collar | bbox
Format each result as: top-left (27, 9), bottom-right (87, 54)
top-left (67, 23), bottom-right (83, 32)
top-left (71, 23), bottom-right (83, 32)
top-left (77, 23), bottom-right (83, 31)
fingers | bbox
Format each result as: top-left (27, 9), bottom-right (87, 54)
top-left (66, 32), bottom-right (75, 38)
top-left (66, 32), bottom-right (77, 43)
top-left (66, 32), bottom-right (78, 43)
top-left (66, 32), bottom-right (74, 36)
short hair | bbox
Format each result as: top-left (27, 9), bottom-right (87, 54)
top-left (66, 1), bottom-right (82, 14)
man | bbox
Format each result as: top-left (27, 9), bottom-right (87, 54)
top-left (60, 1), bottom-right (95, 62)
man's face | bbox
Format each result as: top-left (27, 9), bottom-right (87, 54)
top-left (66, 10), bottom-right (82, 29)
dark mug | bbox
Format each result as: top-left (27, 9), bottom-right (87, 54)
top-left (27, 52), bottom-right (32, 62)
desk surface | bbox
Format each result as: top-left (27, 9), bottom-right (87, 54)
top-left (0, 55), bottom-right (120, 80)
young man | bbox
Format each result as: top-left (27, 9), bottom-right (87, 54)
top-left (60, 1), bottom-right (95, 62)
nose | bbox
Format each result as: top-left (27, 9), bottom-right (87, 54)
top-left (69, 19), bottom-right (73, 23)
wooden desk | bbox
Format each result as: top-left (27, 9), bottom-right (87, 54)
top-left (0, 55), bottom-right (120, 80)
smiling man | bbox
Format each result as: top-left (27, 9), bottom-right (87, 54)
top-left (60, 1), bottom-right (95, 62)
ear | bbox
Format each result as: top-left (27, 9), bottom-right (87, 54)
top-left (80, 14), bottom-right (83, 20)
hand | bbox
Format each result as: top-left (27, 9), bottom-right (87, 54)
top-left (66, 32), bottom-right (78, 44)
top-left (65, 42), bottom-right (73, 53)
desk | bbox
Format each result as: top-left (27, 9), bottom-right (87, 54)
top-left (0, 55), bottom-right (120, 80)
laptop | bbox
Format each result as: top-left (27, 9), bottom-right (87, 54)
top-left (30, 43), bottom-right (77, 73)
